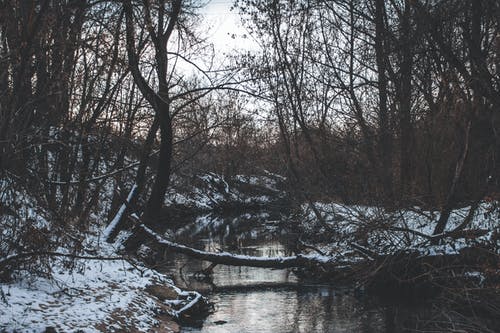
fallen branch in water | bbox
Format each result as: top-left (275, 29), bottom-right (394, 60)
top-left (137, 224), bottom-right (336, 269)
top-left (130, 225), bottom-right (499, 292)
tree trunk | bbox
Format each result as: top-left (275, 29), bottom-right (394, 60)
top-left (398, 0), bottom-right (414, 198)
top-left (144, 110), bottom-right (173, 220)
top-left (374, 0), bottom-right (394, 201)
top-left (137, 224), bottom-right (336, 269)
top-left (432, 120), bottom-right (471, 240)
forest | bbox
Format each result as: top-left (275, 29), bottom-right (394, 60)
top-left (0, 0), bottom-right (499, 332)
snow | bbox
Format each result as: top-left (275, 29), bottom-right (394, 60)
top-left (0, 230), bottom-right (201, 333)
top-left (301, 201), bottom-right (500, 259)
top-left (102, 184), bottom-right (138, 240)
top-left (164, 171), bottom-right (286, 210)
top-left (235, 173), bottom-right (281, 192)
top-left (172, 290), bottom-right (203, 317)
top-left (2, 260), bottom-right (154, 331)
top-left (464, 271), bottom-right (486, 285)
top-left (2, 261), bottom-right (150, 332)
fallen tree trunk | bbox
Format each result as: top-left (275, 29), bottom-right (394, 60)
top-left (104, 184), bottom-right (138, 242)
top-left (138, 224), bottom-right (336, 269)
top-left (129, 224), bottom-right (499, 298)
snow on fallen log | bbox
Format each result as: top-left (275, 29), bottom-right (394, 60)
top-left (162, 283), bottom-right (210, 320)
top-left (139, 224), bottom-right (335, 269)
top-left (172, 291), bottom-right (203, 317)
top-left (103, 184), bottom-right (138, 242)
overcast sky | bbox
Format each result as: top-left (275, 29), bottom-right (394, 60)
top-left (199, 0), bottom-right (259, 54)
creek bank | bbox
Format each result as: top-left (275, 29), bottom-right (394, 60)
top-left (162, 172), bottom-right (290, 217)
top-left (0, 229), bottom-right (211, 333)
top-left (126, 199), bottom-right (500, 331)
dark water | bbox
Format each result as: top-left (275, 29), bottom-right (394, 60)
top-left (158, 212), bottom-right (401, 333)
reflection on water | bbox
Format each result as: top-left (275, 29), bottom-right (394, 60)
top-left (183, 287), bottom-right (386, 333)
top-left (158, 213), bottom-right (396, 333)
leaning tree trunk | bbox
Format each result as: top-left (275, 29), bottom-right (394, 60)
top-left (432, 120), bottom-right (471, 241)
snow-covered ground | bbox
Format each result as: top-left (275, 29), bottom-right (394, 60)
top-left (164, 172), bottom-right (286, 210)
top-left (301, 201), bottom-right (500, 259)
top-left (0, 231), bottom-right (204, 333)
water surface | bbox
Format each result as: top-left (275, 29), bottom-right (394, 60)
top-left (159, 213), bottom-right (398, 333)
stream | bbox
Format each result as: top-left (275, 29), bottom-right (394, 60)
top-left (158, 211), bottom-right (418, 333)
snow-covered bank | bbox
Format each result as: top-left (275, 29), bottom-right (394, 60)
top-left (300, 201), bottom-right (500, 260)
top-left (0, 231), bottom-right (207, 333)
top-left (164, 172), bottom-right (287, 211)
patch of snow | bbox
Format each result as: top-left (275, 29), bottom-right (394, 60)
top-left (102, 184), bottom-right (137, 241)
top-left (1, 256), bottom-right (163, 332)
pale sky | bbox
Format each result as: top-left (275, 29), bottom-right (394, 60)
top-left (199, 0), bottom-right (259, 55)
